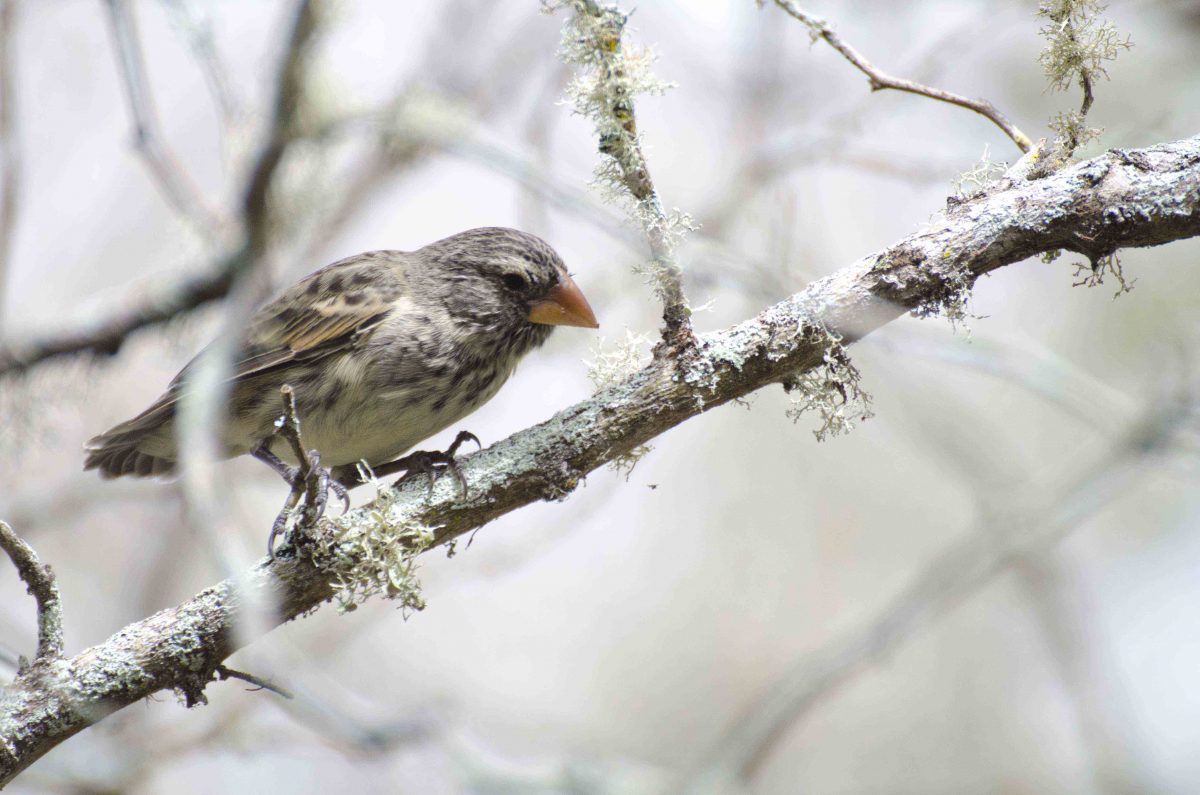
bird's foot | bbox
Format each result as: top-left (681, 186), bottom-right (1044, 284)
top-left (367, 431), bottom-right (481, 498)
top-left (252, 442), bottom-right (350, 558)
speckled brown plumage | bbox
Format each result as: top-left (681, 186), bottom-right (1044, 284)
top-left (85, 227), bottom-right (598, 479)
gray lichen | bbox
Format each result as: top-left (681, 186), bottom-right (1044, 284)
top-left (1036, 0), bottom-right (1132, 158)
top-left (782, 327), bottom-right (873, 442)
top-left (1037, 1), bottom-right (1131, 93)
top-left (953, 148), bottom-right (1009, 200)
top-left (777, 326), bottom-right (873, 444)
top-left (312, 472), bottom-right (436, 615)
top-left (587, 331), bottom-right (654, 474)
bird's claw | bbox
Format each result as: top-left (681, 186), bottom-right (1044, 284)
top-left (389, 430), bottom-right (481, 498)
top-left (253, 443), bottom-right (349, 558)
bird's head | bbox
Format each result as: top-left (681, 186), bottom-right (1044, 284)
top-left (419, 227), bottom-right (599, 344)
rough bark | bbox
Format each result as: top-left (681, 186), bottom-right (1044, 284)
top-left (2, 136), bottom-right (1198, 786)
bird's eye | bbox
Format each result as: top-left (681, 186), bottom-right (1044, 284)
top-left (502, 273), bottom-right (528, 291)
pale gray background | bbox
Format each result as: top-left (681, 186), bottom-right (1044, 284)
top-left (2, 1), bottom-right (1199, 793)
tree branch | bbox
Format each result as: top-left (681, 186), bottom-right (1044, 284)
top-left (0, 247), bottom-right (246, 376)
top-left (1, 136), bottom-right (1197, 785)
top-left (772, 0), bottom-right (1034, 153)
top-left (557, 0), bottom-right (694, 349)
top-left (0, 521), bottom-right (63, 665)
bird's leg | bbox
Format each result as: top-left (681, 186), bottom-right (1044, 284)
top-left (251, 443), bottom-right (349, 510)
top-left (254, 386), bottom-right (350, 558)
top-left (345, 431), bottom-right (481, 497)
top-left (253, 443), bottom-right (347, 557)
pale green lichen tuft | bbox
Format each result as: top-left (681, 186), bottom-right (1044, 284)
top-left (631, 207), bottom-right (696, 302)
top-left (312, 469), bottom-right (437, 615)
top-left (783, 328), bottom-right (874, 442)
top-left (1037, 0), bottom-right (1131, 93)
top-left (1047, 110), bottom-right (1102, 154)
top-left (953, 147), bottom-right (1008, 199)
top-left (586, 329), bottom-right (651, 391)
top-left (585, 330), bottom-right (653, 475)
top-left (1036, 0), bottom-right (1131, 156)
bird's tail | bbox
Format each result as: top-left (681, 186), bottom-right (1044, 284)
top-left (83, 398), bottom-right (178, 479)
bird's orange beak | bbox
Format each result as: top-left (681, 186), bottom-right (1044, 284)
top-left (527, 273), bottom-right (599, 329)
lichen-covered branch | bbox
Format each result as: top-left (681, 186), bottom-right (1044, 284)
top-left (772, 0), bottom-right (1034, 153)
top-left (1037, 0), bottom-right (1131, 158)
top-left (0, 521), bottom-right (63, 664)
top-left (1, 136), bottom-right (1197, 785)
top-left (551, 0), bottom-right (694, 349)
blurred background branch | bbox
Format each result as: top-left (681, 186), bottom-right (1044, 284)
top-left (0, 0), bottom-right (19, 329)
top-left (683, 382), bottom-right (1200, 793)
top-left (104, 0), bottom-right (226, 241)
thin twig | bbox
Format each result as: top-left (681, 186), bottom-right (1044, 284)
top-left (0, 521), bottom-right (63, 663)
top-left (772, 0), bottom-right (1033, 153)
top-left (1063, 18), bottom-right (1095, 156)
top-left (276, 385), bottom-right (309, 474)
top-left (103, 0), bottom-right (226, 239)
top-left (275, 384), bottom-right (320, 526)
top-left (0, 0), bottom-right (20, 328)
top-left (156, 0), bottom-right (241, 126)
top-left (214, 664), bottom-right (294, 699)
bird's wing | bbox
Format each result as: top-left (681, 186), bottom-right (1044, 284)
top-left (227, 251), bottom-right (405, 381)
top-left (86, 252), bottom-right (406, 448)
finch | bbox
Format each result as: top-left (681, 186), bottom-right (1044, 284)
top-left (84, 227), bottom-right (598, 523)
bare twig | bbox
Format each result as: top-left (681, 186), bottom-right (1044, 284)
top-left (0, 0), bottom-right (19, 327)
top-left (103, 0), bottom-right (226, 239)
top-left (270, 384), bottom-right (323, 534)
top-left (0, 136), bottom-right (1197, 785)
top-left (214, 664), bottom-right (294, 699)
top-left (0, 521), bottom-right (63, 663)
top-left (771, 0), bottom-right (1034, 153)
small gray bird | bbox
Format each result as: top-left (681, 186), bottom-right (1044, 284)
top-left (85, 227), bottom-right (598, 549)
